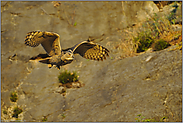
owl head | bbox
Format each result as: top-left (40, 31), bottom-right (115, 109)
top-left (61, 50), bottom-right (74, 62)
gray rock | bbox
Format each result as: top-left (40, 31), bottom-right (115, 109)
top-left (1, 1), bottom-right (182, 122)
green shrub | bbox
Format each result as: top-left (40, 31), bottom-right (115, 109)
top-left (154, 39), bottom-right (170, 51)
top-left (12, 107), bottom-right (23, 118)
top-left (10, 92), bottom-right (18, 102)
top-left (133, 31), bottom-right (154, 53)
top-left (58, 70), bottom-right (78, 84)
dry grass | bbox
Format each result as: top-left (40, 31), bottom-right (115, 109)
top-left (117, 2), bottom-right (182, 59)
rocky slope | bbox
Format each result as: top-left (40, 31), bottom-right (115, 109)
top-left (1, 1), bottom-right (182, 122)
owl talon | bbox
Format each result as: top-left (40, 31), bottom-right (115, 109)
top-left (53, 65), bottom-right (60, 70)
top-left (56, 65), bottom-right (60, 70)
top-left (48, 64), bottom-right (53, 68)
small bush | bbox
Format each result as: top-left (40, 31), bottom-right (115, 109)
top-left (12, 107), bottom-right (23, 118)
top-left (58, 70), bottom-right (78, 84)
top-left (133, 31), bottom-right (154, 53)
top-left (154, 39), bottom-right (170, 51)
top-left (10, 92), bottom-right (18, 102)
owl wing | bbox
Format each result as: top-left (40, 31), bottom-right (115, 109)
top-left (67, 40), bottom-right (109, 61)
top-left (25, 31), bottom-right (61, 56)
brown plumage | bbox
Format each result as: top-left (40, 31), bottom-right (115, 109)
top-left (25, 31), bottom-right (109, 69)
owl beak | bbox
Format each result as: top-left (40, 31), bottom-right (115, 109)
top-left (66, 57), bottom-right (74, 60)
top-left (66, 54), bottom-right (74, 60)
top-left (71, 54), bottom-right (74, 58)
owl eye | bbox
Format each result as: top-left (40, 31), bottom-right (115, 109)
top-left (67, 52), bottom-right (72, 56)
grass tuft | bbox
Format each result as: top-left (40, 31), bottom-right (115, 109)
top-left (133, 31), bottom-right (154, 53)
top-left (154, 39), bottom-right (170, 51)
top-left (42, 116), bottom-right (47, 122)
top-left (135, 114), bottom-right (168, 122)
top-left (10, 92), bottom-right (18, 102)
top-left (130, 1), bottom-right (181, 53)
top-left (12, 107), bottom-right (23, 118)
top-left (135, 114), bottom-right (155, 122)
top-left (62, 114), bottom-right (66, 119)
top-left (3, 110), bottom-right (7, 114)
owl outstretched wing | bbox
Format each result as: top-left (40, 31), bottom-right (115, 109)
top-left (24, 31), bottom-right (61, 56)
top-left (65, 40), bottom-right (109, 61)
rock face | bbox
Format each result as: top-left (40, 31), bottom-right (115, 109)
top-left (1, 1), bottom-right (182, 122)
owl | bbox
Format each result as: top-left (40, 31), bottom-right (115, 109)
top-left (25, 31), bottom-right (109, 69)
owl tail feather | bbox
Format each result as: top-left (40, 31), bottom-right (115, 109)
top-left (39, 58), bottom-right (53, 69)
top-left (39, 59), bottom-right (50, 64)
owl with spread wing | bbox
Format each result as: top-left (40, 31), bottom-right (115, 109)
top-left (25, 31), bottom-right (109, 69)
